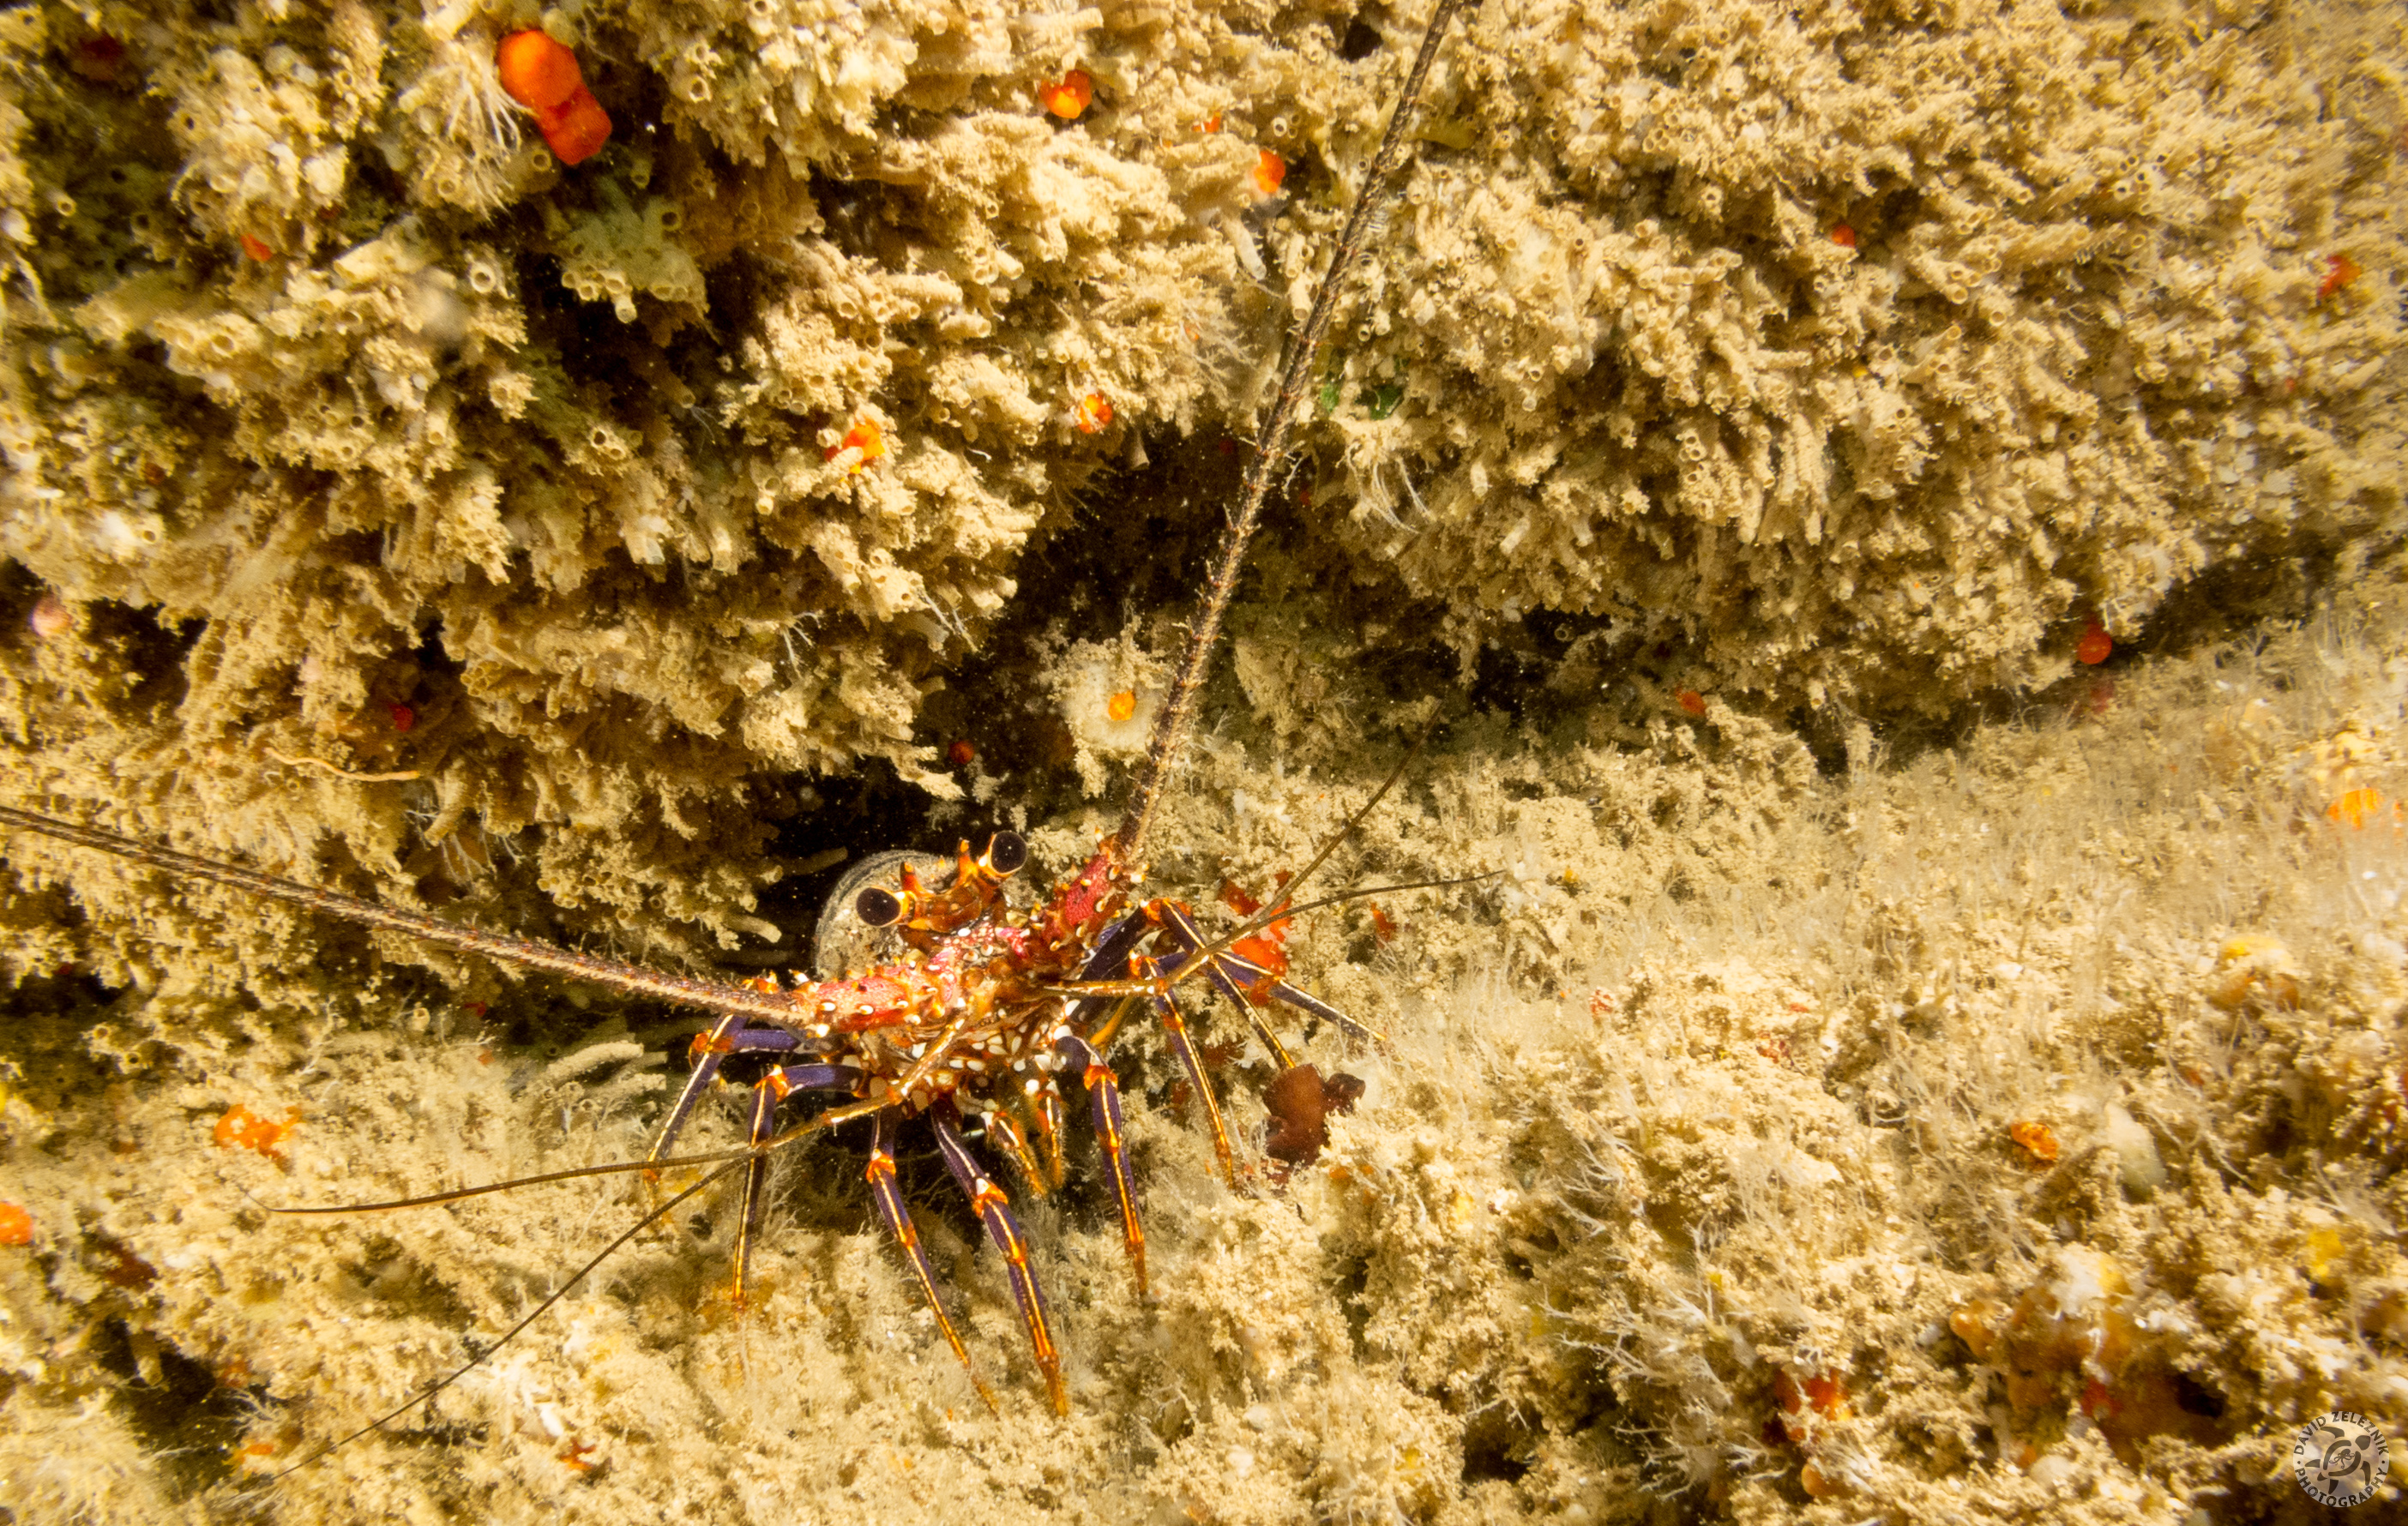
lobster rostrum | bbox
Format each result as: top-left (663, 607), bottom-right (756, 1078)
top-left (0, 0), bottom-right (1472, 1463)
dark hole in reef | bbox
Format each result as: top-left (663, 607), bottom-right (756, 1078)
top-left (1329, 1251), bottom-right (1375, 1359)
top-left (1339, 15), bottom-right (1385, 59)
top-left (811, 171), bottom-right (899, 261)
top-left (1466, 625), bottom-right (1570, 721)
top-left (90, 1318), bottom-right (260, 1501)
top-left (2173, 1373), bottom-right (2226, 1419)
top-left (699, 247), bottom-right (776, 347)
top-left (1460, 1405), bottom-right (1538, 1484)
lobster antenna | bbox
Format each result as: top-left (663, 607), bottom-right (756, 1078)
top-left (253, 1094), bottom-right (891, 1481)
top-left (1113, 0), bottom-right (1472, 865)
top-left (258, 1158), bottom-right (743, 1483)
top-left (0, 804), bottom-right (808, 1027)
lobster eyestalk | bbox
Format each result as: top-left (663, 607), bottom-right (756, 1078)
top-left (1110, 0), bottom-right (1472, 868)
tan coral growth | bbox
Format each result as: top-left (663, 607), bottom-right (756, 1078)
top-left (1295, 0), bottom-right (2407, 712)
top-left (0, 0), bottom-right (1314, 978)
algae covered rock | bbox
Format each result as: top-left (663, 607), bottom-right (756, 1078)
top-left (0, 0), bottom-right (2399, 992)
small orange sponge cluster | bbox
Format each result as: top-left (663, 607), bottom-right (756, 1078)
top-left (497, 30), bottom-right (610, 165)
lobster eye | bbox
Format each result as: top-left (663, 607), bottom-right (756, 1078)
top-left (854, 886), bottom-right (904, 928)
top-left (987, 830), bottom-right (1028, 875)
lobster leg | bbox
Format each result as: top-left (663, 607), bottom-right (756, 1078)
top-left (1033, 1080), bottom-right (1068, 1190)
top-left (731, 1062), bottom-right (858, 1308)
top-left (651, 1018), bottom-right (811, 1168)
top-left (1058, 1035), bottom-right (1147, 1296)
top-left (1156, 902), bottom-right (1385, 1045)
top-left (980, 1104), bottom-right (1050, 1198)
top-left (931, 1107), bottom-right (1066, 1415)
top-left (1154, 903), bottom-right (1295, 1068)
top-left (1145, 961), bottom-right (1237, 1184)
top-left (866, 1108), bottom-right (1000, 1416)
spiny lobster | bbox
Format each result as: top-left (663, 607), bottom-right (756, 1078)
top-left (0, 0), bottom-right (1473, 1470)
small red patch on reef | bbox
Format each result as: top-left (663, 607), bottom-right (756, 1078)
top-left (2316, 253), bottom-right (2362, 302)
top-left (497, 30), bottom-right (583, 110)
top-left (214, 1104), bottom-right (300, 1161)
top-left (497, 31), bottom-right (611, 165)
top-left (1828, 222), bottom-right (1857, 249)
top-left (1038, 69), bottom-right (1093, 120)
top-left (825, 419), bottom-right (884, 472)
top-left (1252, 149), bottom-right (1288, 198)
top-left (2009, 1119), bottom-right (2060, 1163)
top-left (2076, 619), bottom-right (2112, 665)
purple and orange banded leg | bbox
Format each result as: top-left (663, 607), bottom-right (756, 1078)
top-left (1139, 955), bottom-right (1238, 1184)
top-left (980, 1105), bottom-right (1050, 1196)
top-left (865, 1108), bottom-right (1000, 1415)
top-left (1057, 1034), bottom-right (1146, 1295)
top-left (931, 1105), bottom-right (1067, 1415)
top-left (1153, 901), bottom-right (1386, 1046)
top-left (730, 1062), bottom-right (860, 1307)
top-left (650, 1017), bottom-right (817, 1173)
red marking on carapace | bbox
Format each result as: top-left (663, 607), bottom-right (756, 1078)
top-left (466, 1000), bottom-right (488, 1018)
top-left (1218, 879), bottom-right (1263, 917)
top-left (1829, 222), bottom-right (1857, 248)
top-left (2075, 619), bottom-right (2112, 665)
top-left (1038, 69), bottom-right (1093, 120)
top-left (1195, 112), bottom-right (1222, 134)
top-left (948, 739), bottom-right (977, 767)
top-left (1368, 903), bottom-right (1397, 945)
top-left (1056, 850), bottom-right (1117, 934)
top-left (239, 234), bottom-right (275, 261)
top-left (0, 1202), bottom-right (31, 1246)
top-left (559, 1438), bottom-right (602, 1474)
top-left (1075, 391), bottom-right (1113, 434)
top-left (1676, 688), bottom-right (1707, 717)
top-left (388, 702), bottom-right (416, 732)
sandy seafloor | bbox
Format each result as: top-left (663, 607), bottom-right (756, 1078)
top-left (0, 0), bottom-right (2405, 1523)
